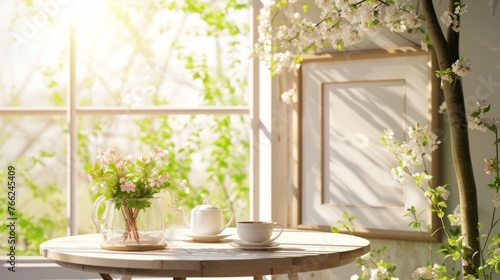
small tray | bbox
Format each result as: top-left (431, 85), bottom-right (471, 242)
top-left (101, 242), bottom-right (168, 251)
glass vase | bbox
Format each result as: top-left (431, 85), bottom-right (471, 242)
top-left (92, 196), bottom-right (165, 250)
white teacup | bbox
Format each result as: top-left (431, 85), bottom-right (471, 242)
top-left (236, 221), bottom-right (283, 243)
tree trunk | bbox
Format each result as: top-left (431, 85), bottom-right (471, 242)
top-left (419, 0), bottom-right (480, 276)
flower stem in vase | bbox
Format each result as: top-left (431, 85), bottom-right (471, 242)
top-left (121, 204), bottom-right (141, 244)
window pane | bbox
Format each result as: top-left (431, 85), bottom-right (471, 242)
top-left (0, 0), bottom-right (252, 257)
top-left (0, 1), bottom-right (69, 107)
top-left (74, 1), bottom-right (250, 107)
top-left (78, 114), bottom-right (250, 234)
top-left (0, 115), bottom-right (67, 256)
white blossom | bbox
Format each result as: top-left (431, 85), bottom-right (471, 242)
top-left (484, 158), bottom-right (494, 174)
top-left (468, 116), bottom-right (490, 132)
top-left (391, 166), bottom-right (410, 184)
top-left (440, 10), bottom-right (461, 32)
top-left (408, 125), bottom-right (441, 154)
top-left (179, 179), bottom-right (189, 193)
top-left (410, 266), bottom-right (436, 280)
top-left (436, 186), bottom-right (450, 200)
top-left (436, 71), bottom-right (451, 82)
top-left (493, 193), bottom-right (500, 208)
top-left (254, 0), bottom-right (424, 74)
top-left (452, 19), bottom-right (462, 32)
top-left (281, 88), bottom-right (295, 105)
top-left (370, 266), bottom-right (390, 280)
top-left (477, 99), bottom-right (489, 109)
top-left (412, 172), bottom-right (433, 188)
top-left (438, 102), bottom-right (447, 114)
top-left (382, 125), bottom-right (440, 189)
top-left (452, 58), bottom-right (471, 77)
top-left (448, 204), bottom-right (461, 226)
top-left (420, 41), bottom-right (428, 51)
top-left (468, 100), bottom-right (499, 132)
top-left (440, 11), bottom-right (454, 26)
top-left (455, 4), bottom-right (468, 15)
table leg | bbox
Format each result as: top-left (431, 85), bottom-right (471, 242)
top-left (287, 273), bottom-right (299, 280)
top-left (173, 278), bottom-right (187, 280)
top-left (120, 275), bottom-right (132, 280)
top-left (253, 276), bottom-right (263, 280)
top-left (99, 273), bottom-right (113, 280)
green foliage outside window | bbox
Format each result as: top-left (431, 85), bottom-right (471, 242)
top-left (0, 0), bottom-right (250, 256)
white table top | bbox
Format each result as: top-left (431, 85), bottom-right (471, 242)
top-left (40, 229), bottom-right (370, 278)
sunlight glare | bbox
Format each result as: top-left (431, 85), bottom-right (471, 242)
top-left (72, 0), bottom-right (107, 40)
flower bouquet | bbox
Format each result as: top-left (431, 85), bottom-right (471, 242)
top-left (88, 147), bottom-right (187, 245)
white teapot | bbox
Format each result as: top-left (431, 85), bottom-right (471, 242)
top-left (189, 200), bottom-right (233, 235)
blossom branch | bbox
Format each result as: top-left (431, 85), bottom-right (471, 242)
top-left (481, 128), bottom-right (500, 266)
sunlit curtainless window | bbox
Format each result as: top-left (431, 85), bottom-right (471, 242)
top-left (0, 1), bottom-right (258, 278)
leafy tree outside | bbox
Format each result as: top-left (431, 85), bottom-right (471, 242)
top-left (0, 0), bottom-right (251, 256)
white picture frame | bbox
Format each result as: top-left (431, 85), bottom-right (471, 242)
top-left (297, 47), bottom-right (442, 241)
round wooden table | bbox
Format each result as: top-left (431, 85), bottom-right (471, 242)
top-left (40, 229), bottom-right (370, 280)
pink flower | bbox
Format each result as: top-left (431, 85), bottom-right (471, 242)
top-left (96, 148), bottom-right (111, 165)
top-left (115, 159), bottom-right (124, 168)
top-left (154, 146), bottom-right (169, 161)
top-left (140, 152), bottom-right (153, 164)
top-left (148, 174), bottom-right (169, 187)
top-left (158, 174), bottom-right (169, 184)
top-left (148, 177), bottom-right (160, 187)
top-left (120, 181), bottom-right (136, 193)
top-left (125, 155), bottom-right (133, 163)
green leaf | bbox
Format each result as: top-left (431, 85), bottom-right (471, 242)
top-left (336, 40), bottom-right (344, 51)
top-left (47, 80), bottom-right (57, 88)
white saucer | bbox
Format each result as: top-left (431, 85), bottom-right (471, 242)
top-left (232, 240), bottom-right (277, 247)
top-left (230, 241), bottom-right (279, 250)
top-left (182, 233), bottom-right (233, 242)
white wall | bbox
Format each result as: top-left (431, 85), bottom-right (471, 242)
top-left (274, 2), bottom-right (500, 279)
top-left (459, 1), bottom-right (500, 231)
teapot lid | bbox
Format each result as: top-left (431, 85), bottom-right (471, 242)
top-left (194, 200), bottom-right (220, 211)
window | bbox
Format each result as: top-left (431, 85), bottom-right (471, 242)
top-left (0, 0), bottom-right (251, 257)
